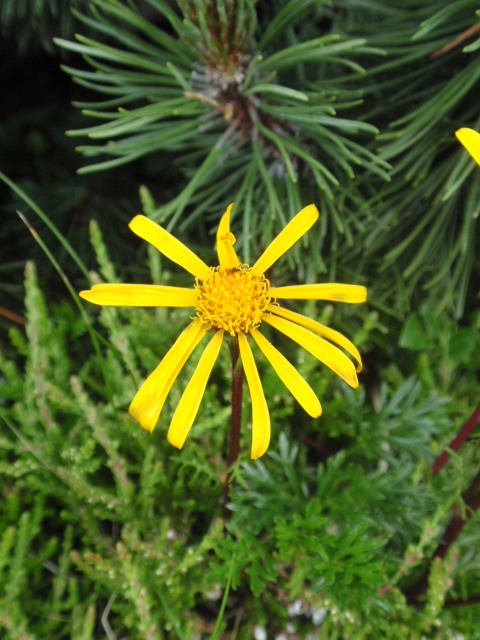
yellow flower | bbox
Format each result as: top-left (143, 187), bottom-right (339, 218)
top-left (79, 204), bottom-right (366, 459)
top-left (456, 128), bottom-right (480, 165)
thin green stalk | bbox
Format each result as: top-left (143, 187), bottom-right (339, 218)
top-left (0, 171), bottom-right (90, 281)
top-left (209, 553), bottom-right (236, 640)
top-left (16, 211), bottom-right (104, 362)
top-left (155, 584), bottom-right (187, 640)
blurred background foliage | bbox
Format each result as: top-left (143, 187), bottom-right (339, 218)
top-left (1, 0), bottom-right (480, 638)
top-left (0, 0), bottom-right (88, 54)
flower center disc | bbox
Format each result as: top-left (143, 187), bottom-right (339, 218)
top-left (195, 266), bottom-right (271, 336)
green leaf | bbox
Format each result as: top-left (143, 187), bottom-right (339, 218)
top-left (399, 314), bottom-right (431, 350)
top-left (449, 327), bottom-right (477, 362)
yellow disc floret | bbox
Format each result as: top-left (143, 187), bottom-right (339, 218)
top-left (195, 266), bottom-right (271, 336)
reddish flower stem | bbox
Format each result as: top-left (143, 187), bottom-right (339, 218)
top-left (222, 338), bottom-right (243, 515)
top-left (432, 403), bottom-right (480, 476)
top-left (404, 471), bottom-right (480, 604)
top-left (433, 487), bottom-right (480, 562)
top-left (228, 339), bottom-right (243, 467)
top-left (384, 406), bottom-right (480, 604)
top-left (445, 592), bottom-right (480, 607)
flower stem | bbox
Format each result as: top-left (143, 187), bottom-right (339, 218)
top-left (432, 403), bottom-right (480, 476)
top-left (228, 339), bottom-right (243, 466)
top-left (405, 470), bottom-right (480, 604)
top-left (399, 404), bottom-right (480, 604)
top-left (222, 338), bottom-right (243, 515)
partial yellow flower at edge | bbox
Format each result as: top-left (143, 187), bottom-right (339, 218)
top-left (456, 128), bottom-right (480, 166)
top-left (79, 202), bottom-right (367, 458)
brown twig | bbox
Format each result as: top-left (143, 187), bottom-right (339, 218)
top-left (397, 406), bottom-right (480, 604)
top-left (430, 22), bottom-right (480, 59)
top-left (298, 434), bottom-right (326, 456)
top-left (445, 593), bottom-right (480, 608)
top-left (404, 473), bottom-right (480, 604)
top-left (432, 491), bottom-right (480, 562)
top-left (0, 306), bottom-right (25, 325)
top-left (432, 404), bottom-right (480, 476)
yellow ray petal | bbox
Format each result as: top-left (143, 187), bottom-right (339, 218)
top-left (268, 304), bottom-right (362, 372)
top-left (129, 319), bottom-right (206, 432)
top-left (456, 128), bottom-right (480, 166)
top-left (263, 313), bottom-right (358, 388)
top-left (168, 330), bottom-right (224, 449)
top-left (129, 215), bottom-right (211, 280)
top-left (252, 204), bottom-right (319, 275)
top-left (238, 333), bottom-right (271, 459)
top-left (216, 203), bottom-right (240, 268)
top-left (270, 283), bottom-right (367, 303)
top-left (250, 328), bottom-right (322, 418)
top-left (79, 284), bottom-right (197, 307)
